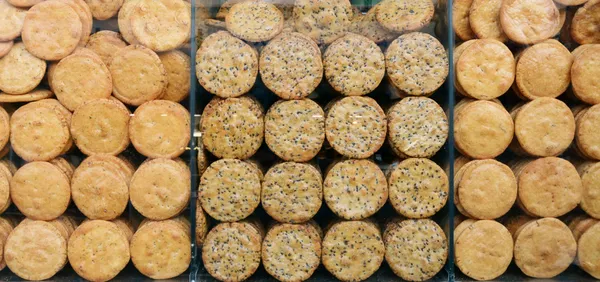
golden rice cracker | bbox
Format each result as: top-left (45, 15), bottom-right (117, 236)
top-left (384, 219), bottom-right (447, 281)
top-left (452, 0), bottom-right (475, 41)
top-left (515, 40), bottom-right (572, 100)
top-left (576, 105), bottom-right (600, 160)
top-left (49, 157), bottom-right (74, 179)
top-left (469, 0), bottom-right (507, 42)
top-left (452, 159), bottom-right (477, 218)
top-left (262, 222), bottom-right (321, 282)
top-left (9, 101), bottom-right (70, 161)
top-left (201, 96), bottom-right (263, 159)
top-left (260, 32), bottom-right (322, 99)
top-left (131, 219), bottom-right (191, 279)
top-left (55, 0), bottom-right (92, 46)
top-left (129, 100), bottom-right (190, 158)
top-left (517, 157), bottom-right (582, 217)
top-left (566, 215), bottom-right (597, 242)
top-left (68, 220), bottom-right (129, 281)
top-left (118, 0), bottom-right (141, 44)
top-left (322, 220), bottom-right (384, 281)
top-left (324, 160), bottom-right (387, 220)
top-left (351, 4), bottom-right (396, 43)
top-left (0, 216), bottom-right (14, 271)
top-left (195, 199), bottom-right (209, 246)
top-left (458, 160), bottom-right (517, 219)
top-left (578, 162), bottom-right (600, 218)
top-left (571, 0), bottom-right (600, 44)
top-left (0, 41), bottom-right (13, 58)
top-left (196, 31), bottom-right (258, 98)
top-left (71, 98), bottom-right (130, 156)
top-left (199, 159), bottom-right (260, 222)
top-left (572, 44), bottom-right (600, 105)
top-left (226, 1), bottom-right (283, 42)
top-left (130, 158), bottom-right (190, 220)
top-left (514, 218), bottom-right (576, 278)
top-left (453, 218), bottom-right (476, 243)
top-left (0, 0), bottom-right (26, 41)
top-left (71, 155), bottom-right (129, 220)
top-left (293, 0), bottom-right (352, 44)
top-left (22, 98), bottom-right (73, 155)
top-left (575, 220), bottom-right (600, 278)
top-left (386, 32), bottom-right (449, 96)
top-left (324, 33), bottom-right (385, 96)
top-left (454, 99), bottom-right (514, 159)
top-left (85, 0), bottom-right (123, 20)
top-left (325, 96), bottom-right (386, 158)
top-left (21, 1), bottom-right (82, 60)
top-left (387, 97), bottom-right (448, 158)
top-left (0, 42), bottom-right (45, 95)
top-left (0, 105), bottom-right (7, 151)
top-left (202, 220), bottom-right (262, 282)
top-left (158, 50), bottom-right (190, 103)
top-left (53, 52), bottom-right (112, 111)
top-left (512, 98), bottom-right (575, 157)
top-left (500, 0), bottom-right (560, 44)
top-left (388, 158), bottom-right (448, 218)
top-left (109, 45), bottom-right (167, 106)
top-left (85, 31), bottom-right (127, 65)
top-left (375, 0), bottom-right (434, 33)
top-left (456, 39), bottom-right (514, 99)
top-left (452, 40), bottom-right (477, 97)
top-left (130, 0), bottom-right (190, 52)
top-left (4, 220), bottom-right (67, 280)
top-left (455, 220), bottom-right (513, 280)
top-left (264, 99), bottom-right (324, 162)
top-left (262, 162), bottom-right (322, 223)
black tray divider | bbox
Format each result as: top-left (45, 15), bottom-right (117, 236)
top-left (446, 0), bottom-right (456, 281)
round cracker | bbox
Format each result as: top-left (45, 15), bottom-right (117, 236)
top-left (0, 42), bottom-right (45, 95)
top-left (202, 221), bottom-right (262, 282)
top-left (68, 220), bottom-right (130, 281)
top-left (455, 220), bottom-right (513, 280)
top-left (384, 219), bottom-right (447, 281)
top-left (386, 32), bottom-right (448, 96)
top-left (514, 218), bottom-right (576, 278)
top-left (324, 33), bottom-right (385, 96)
top-left (10, 101), bottom-right (69, 161)
top-left (49, 157), bottom-right (74, 179)
top-left (85, 31), bottom-right (127, 65)
top-left (577, 222), bottom-right (600, 279)
top-left (515, 40), bottom-right (573, 100)
top-left (500, 0), bottom-right (560, 44)
top-left (226, 0), bottom-right (284, 42)
top-left (576, 105), bottom-right (600, 160)
top-left (456, 39), bottom-right (514, 99)
top-left (131, 219), bottom-right (191, 279)
top-left (21, 1), bottom-right (82, 60)
top-left (262, 162), bottom-right (322, 223)
top-left (578, 162), bottom-right (600, 218)
top-left (387, 97), bottom-right (448, 158)
top-left (109, 44), bottom-right (167, 106)
top-left (118, 0), bottom-right (141, 44)
top-left (5, 220), bottom-right (67, 280)
top-left (0, 171), bottom-right (9, 215)
top-left (71, 155), bottom-right (129, 220)
top-left (469, 0), bottom-right (507, 42)
top-left (262, 222), bottom-right (321, 282)
top-left (293, 0), bottom-right (352, 44)
top-left (56, 0), bottom-right (92, 46)
top-left (264, 99), bottom-right (324, 162)
top-left (0, 0), bottom-right (26, 41)
top-left (517, 157), bottom-right (582, 217)
top-left (196, 31), bottom-right (258, 98)
top-left (201, 96), bottom-right (263, 159)
top-left (0, 41), bottom-right (12, 58)
top-left (71, 98), bottom-right (130, 156)
top-left (452, 0), bottom-right (475, 41)
top-left (324, 160), bottom-right (387, 220)
top-left (130, 0), bottom-right (190, 52)
top-left (11, 162), bottom-right (70, 220)
top-left (0, 106), bottom-right (8, 151)
top-left (322, 220), bottom-right (384, 281)
top-left (375, 0), bottom-right (434, 33)
top-left (571, 0), bottom-right (600, 44)
top-left (195, 199), bottom-right (209, 246)
top-left (513, 98), bottom-right (575, 156)
top-left (129, 100), bottom-right (190, 158)
top-left (388, 158), bottom-right (448, 218)
top-left (86, 0), bottom-right (123, 20)
top-left (0, 88), bottom-right (53, 103)
top-left (325, 96), bottom-right (386, 158)
top-left (53, 52), bottom-right (112, 111)
top-left (158, 50), bottom-right (190, 103)
top-left (572, 44), bottom-right (600, 105)
top-left (351, 4), bottom-right (396, 43)
top-left (199, 159), bottom-right (261, 222)
top-left (130, 158), bottom-right (190, 220)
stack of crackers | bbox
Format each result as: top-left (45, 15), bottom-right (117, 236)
top-left (0, 0), bottom-right (195, 279)
top-left (453, 0), bottom-right (600, 280)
